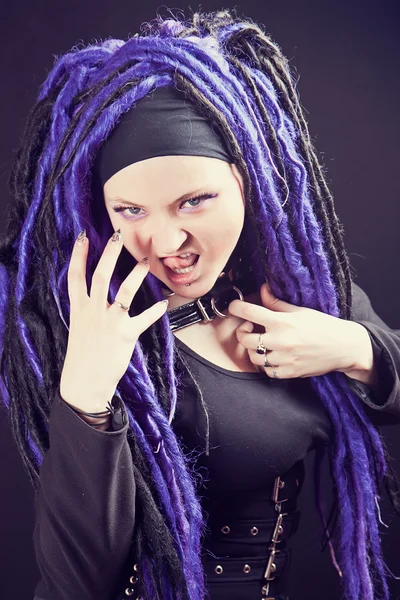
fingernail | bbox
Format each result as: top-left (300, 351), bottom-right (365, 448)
top-left (76, 229), bottom-right (87, 245)
top-left (111, 228), bottom-right (122, 243)
top-left (160, 299), bottom-right (169, 306)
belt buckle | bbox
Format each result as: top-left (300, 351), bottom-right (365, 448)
top-left (261, 582), bottom-right (276, 599)
top-left (264, 547), bottom-right (281, 580)
top-left (271, 512), bottom-right (286, 544)
top-left (272, 476), bottom-right (289, 505)
top-left (196, 298), bottom-right (214, 322)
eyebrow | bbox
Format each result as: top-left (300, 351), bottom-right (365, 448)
top-left (108, 188), bottom-right (207, 209)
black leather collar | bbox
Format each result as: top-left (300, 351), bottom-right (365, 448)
top-left (166, 271), bottom-right (257, 332)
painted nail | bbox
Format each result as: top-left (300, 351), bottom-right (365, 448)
top-left (76, 229), bottom-right (87, 245)
top-left (111, 228), bottom-right (122, 243)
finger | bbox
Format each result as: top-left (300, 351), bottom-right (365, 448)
top-left (90, 230), bottom-right (124, 307)
top-left (248, 348), bottom-right (280, 367)
top-left (109, 258), bottom-right (151, 310)
top-left (235, 320), bottom-right (254, 343)
top-left (67, 230), bottom-right (90, 310)
top-left (263, 365), bottom-right (286, 379)
top-left (228, 299), bottom-right (281, 327)
top-left (260, 282), bottom-right (302, 313)
top-left (130, 299), bottom-right (169, 338)
top-left (237, 330), bottom-right (271, 351)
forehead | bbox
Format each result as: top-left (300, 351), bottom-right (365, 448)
top-left (103, 155), bottom-right (233, 199)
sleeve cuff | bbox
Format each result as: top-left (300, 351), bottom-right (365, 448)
top-left (56, 388), bottom-right (129, 433)
top-left (346, 322), bottom-right (400, 414)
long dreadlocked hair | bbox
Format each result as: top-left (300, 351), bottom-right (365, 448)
top-left (1, 8), bottom-right (398, 600)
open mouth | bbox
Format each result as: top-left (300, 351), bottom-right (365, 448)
top-left (162, 254), bottom-right (200, 284)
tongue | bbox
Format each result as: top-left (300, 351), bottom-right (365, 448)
top-left (163, 254), bottom-right (198, 270)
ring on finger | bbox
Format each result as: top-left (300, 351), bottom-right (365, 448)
top-left (263, 353), bottom-right (275, 368)
top-left (256, 333), bottom-right (267, 355)
top-left (113, 300), bottom-right (130, 311)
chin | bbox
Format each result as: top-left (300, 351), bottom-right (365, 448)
top-left (155, 265), bottom-right (226, 298)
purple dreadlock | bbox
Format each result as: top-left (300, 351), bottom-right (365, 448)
top-left (0, 7), bottom-right (397, 599)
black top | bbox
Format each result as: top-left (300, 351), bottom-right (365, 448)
top-left (32, 283), bottom-right (400, 600)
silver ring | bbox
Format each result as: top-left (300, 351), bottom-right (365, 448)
top-left (264, 354), bottom-right (275, 368)
top-left (113, 300), bottom-right (130, 311)
top-left (256, 333), bottom-right (267, 355)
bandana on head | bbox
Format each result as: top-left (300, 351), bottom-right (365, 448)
top-left (94, 85), bottom-right (235, 187)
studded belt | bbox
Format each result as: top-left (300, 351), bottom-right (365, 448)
top-left (206, 511), bottom-right (300, 546)
top-left (203, 549), bottom-right (290, 581)
top-left (118, 467), bottom-right (302, 599)
top-left (201, 468), bottom-right (303, 600)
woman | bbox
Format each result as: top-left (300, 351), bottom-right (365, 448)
top-left (1, 8), bottom-right (400, 600)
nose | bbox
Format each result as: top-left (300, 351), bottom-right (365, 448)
top-left (148, 217), bottom-right (188, 257)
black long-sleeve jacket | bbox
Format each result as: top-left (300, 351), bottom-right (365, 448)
top-left (32, 282), bottom-right (400, 600)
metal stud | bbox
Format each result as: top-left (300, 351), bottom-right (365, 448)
top-left (215, 565), bottom-right (223, 575)
top-left (125, 588), bottom-right (134, 596)
top-left (221, 525), bottom-right (230, 534)
top-left (250, 526), bottom-right (259, 536)
top-left (133, 564), bottom-right (138, 571)
top-left (243, 564), bottom-right (251, 574)
top-left (129, 575), bottom-right (138, 584)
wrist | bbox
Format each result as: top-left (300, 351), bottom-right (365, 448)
top-left (345, 322), bottom-right (374, 373)
top-left (75, 412), bottom-right (112, 430)
top-left (340, 323), bottom-right (379, 386)
top-left (60, 383), bottom-right (117, 414)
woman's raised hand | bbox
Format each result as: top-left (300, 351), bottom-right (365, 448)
top-left (60, 229), bottom-right (168, 412)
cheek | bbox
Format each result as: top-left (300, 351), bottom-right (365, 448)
top-left (122, 237), bottom-right (142, 261)
top-left (203, 214), bottom-right (244, 253)
top-left (106, 209), bottom-right (116, 228)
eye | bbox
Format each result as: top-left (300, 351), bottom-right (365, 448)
top-left (111, 205), bottom-right (143, 219)
top-left (111, 193), bottom-right (216, 220)
top-left (179, 193), bottom-right (215, 210)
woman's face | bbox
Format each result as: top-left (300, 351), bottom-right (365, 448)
top-left (103, 155), bottom-right (245, 304)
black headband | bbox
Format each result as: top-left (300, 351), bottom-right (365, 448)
top-left (94, 85), bottom-right (235, 187)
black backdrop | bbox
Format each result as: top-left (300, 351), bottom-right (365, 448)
top-left (1, 1), bottom-right (399, 598)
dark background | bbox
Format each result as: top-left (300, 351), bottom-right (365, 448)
top-left (1, 1), bottom-right (399, 598)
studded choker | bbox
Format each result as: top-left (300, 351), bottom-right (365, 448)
top-left (164, 271), bottom-right (257, 332)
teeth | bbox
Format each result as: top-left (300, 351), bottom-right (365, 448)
top-left (178, 253), bottom-right (192, 258)
top-left (172, 264), bottom-right (196, 274)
